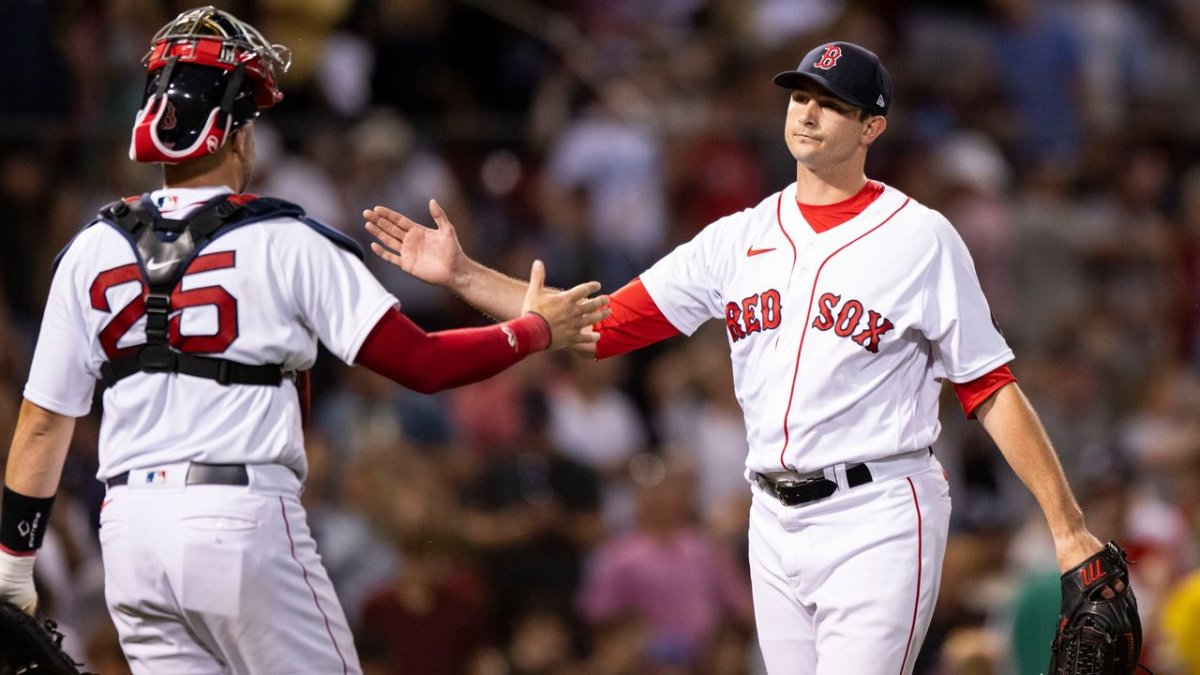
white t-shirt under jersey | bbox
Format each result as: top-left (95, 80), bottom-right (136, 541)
top-left (640, 182), bottom-right (1013, 475)
top-left (24, 187), bottom-right (397, 481)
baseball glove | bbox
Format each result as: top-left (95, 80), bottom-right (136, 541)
top-left (0, 601), bottom-right (89, 675)
top-left (1047, 541), bottom-right (1149, 675)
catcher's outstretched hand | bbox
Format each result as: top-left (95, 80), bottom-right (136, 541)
top-left (364, 199), bottom-right (464, 288)
top-left (521, 260), bottom-right (609, 351)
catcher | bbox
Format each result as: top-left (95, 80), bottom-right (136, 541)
top-left (0, 6), bottom-right (606, 674)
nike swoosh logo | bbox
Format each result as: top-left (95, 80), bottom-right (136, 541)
top-left (145, 258), bottom-right (180, 271)
top-left (746, 246), bottom-right (777, 257)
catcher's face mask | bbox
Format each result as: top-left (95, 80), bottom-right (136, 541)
top-left (130, 6), bottom-right (291, 164)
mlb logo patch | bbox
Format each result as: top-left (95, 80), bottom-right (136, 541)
top-left (143, 469), bottom-right (169, 485)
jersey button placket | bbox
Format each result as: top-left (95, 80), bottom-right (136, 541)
top-left (798, 242), bottom-right (816, 276)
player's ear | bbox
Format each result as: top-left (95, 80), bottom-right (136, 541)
top-left (229, 123), bottom-right (254, 159)
top-left (862, 115), bottom-right (887, 146)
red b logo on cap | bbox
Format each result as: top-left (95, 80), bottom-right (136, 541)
top-left (813, 45), bottom-right (842, 70)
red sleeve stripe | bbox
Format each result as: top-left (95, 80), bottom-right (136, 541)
top-left (953, 364), bottom-right (1017, 418)
top-left (594, 278), bottom-right (680, 359)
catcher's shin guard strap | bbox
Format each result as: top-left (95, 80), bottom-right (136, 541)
top-left (0, 488), bottom-right (55, 554)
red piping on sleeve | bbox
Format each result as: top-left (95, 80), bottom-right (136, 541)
top-left (594, 278), bottom-right (680, 359)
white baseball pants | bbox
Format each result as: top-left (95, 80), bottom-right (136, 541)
top-left (748, 452), bottom-right (952, 675)
top-left (99, 463), bottom-right (361, 674)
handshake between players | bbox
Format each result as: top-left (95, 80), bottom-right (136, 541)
top-left (365, 199), bottom-right (609, 355)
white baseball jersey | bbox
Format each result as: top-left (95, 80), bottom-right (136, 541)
top-left (24, 186), bottom-right (397, 481)
top-left (641, 181), bottom-right (1012, 475)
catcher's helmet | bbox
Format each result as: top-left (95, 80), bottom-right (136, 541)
top-left (130, 6), bottom-right (291, 164)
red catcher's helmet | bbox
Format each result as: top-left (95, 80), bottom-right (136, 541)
top-left (130, 6), bottom-right (291, 164)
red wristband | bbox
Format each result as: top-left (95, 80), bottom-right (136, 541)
top-left (510, 312), bottom-right (552, 352)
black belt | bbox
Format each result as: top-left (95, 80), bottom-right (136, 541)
top-left (106, 463), bottom-right (250, 488)
top-left (754, 463), bottom-right (873, 506)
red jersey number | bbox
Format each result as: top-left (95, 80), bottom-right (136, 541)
top-left (89, 252), bottom-right (238, 358)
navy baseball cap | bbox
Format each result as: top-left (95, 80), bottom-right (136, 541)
top-left (773, 42), bottom-right (893, 116)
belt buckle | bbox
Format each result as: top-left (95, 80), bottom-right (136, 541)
top-left (772, 476), bottom-right (837, 506)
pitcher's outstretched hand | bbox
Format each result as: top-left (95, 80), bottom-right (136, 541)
top-left (364, 199), bottom-right (463, 287)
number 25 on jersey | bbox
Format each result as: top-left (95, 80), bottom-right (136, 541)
top-left (90, 252), bottom-right (238, 358)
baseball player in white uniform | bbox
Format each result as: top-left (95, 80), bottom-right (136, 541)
top-left (0, 7), bottom-right (607, 674)
top-left (364, 41), bottom-right (1110, 673)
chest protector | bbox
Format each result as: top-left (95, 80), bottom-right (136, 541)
top-left (90, 193), bottom-right (359, 387)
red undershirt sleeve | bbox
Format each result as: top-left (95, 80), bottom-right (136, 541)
top-left (953, 364), bottom-right (1017, 418)
top-left (353, 307), bottom-right (550, 394)
top-left (594, 278), bottom-right (681, 359)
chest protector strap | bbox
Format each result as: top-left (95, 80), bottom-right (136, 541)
top-left (98, 195), bottom-right (286, 388)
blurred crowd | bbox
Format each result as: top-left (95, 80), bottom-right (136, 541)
top-left (1, 0), bottom-right (1199, 673)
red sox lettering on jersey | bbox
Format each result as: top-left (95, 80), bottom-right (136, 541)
top-left (639, 181), bottom-right (1012, 475)
top-left (725, 289), bottom-right (782, 341)
top-left (726, 289), bottom-right (895, 354)
top-left (811, 292), bottom-right (894, 353)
